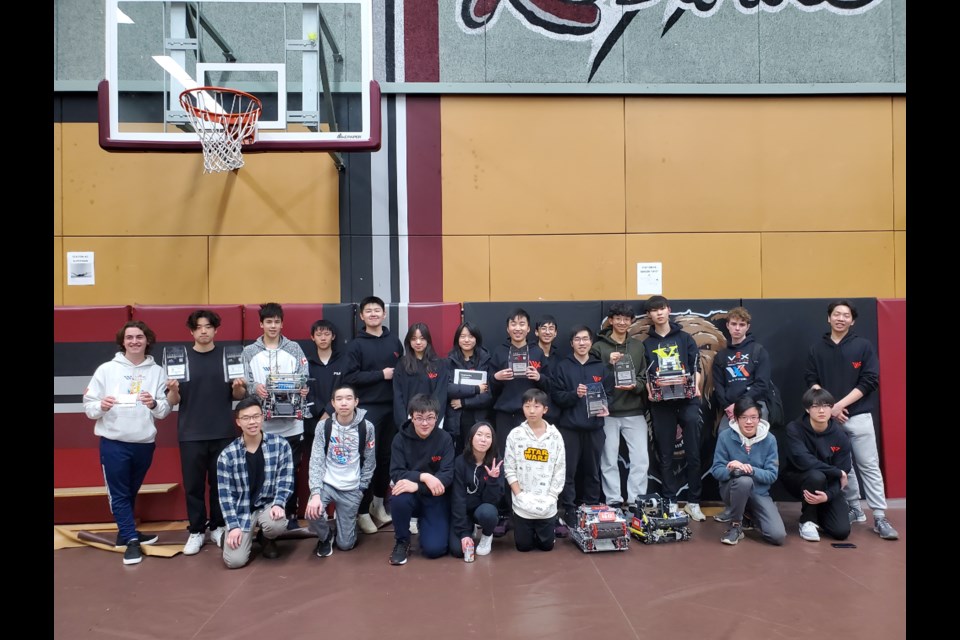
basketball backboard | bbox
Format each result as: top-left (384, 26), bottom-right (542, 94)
top-left (101, 0), bottom-right (379, 152)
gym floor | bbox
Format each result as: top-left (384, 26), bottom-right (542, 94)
top-left (53, 501), bottom-right (905, 640)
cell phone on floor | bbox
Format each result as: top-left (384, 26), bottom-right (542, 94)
top-left (831, 543), bottom-right (857, 548)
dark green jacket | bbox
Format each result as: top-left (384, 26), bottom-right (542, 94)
top-left (589, 327), bottom-right (648, 417)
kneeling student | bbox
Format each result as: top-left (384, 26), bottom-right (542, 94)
top-left (504, 389), bottom-right (566, 552)
top-left (449, 421), bottom-right (504, 560)
top-left (305, 385), bottom-right (376, 557)
top-left (217, 397), bottom-right (294, 569)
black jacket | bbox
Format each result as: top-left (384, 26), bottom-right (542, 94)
top-left (713, 334), bottom-right (772, 408)
top-left (304, 349), bottom-right (345, 432)
top-left (393, 357), bottom-right (450, 427)
top-left (487, 342), bottom-right (551, 413)
top-left (642, 321), bottom-right (700, 403)
top-left (389, 419), bottom-right (455, 497)
top-left (342, 328), bottom-right (403, 406)
top-left (550, 353), bottom-right (613, 430)
top-left (783, 415), bottom-right (853, 501)
top-left (445, 347), bottom-right (494, 438)
top-left (804, 331), bottom-right (879, 417)
top-left (450, 453), bottom-right (504, 538)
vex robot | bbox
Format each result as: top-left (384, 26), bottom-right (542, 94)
top-left (569, 504), bottom-right (630, 553)
top-left (627, 494), bottom-right (693, 544)
top-left (262, 372), bottom-right (311, 420)
top-left (647, 344), bottom-right (698, 402)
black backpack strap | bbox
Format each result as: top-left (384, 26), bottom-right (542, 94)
top-left (322, 418), bottom-right (333, 456)
top-left (359, 420), bottom-right (367, 465)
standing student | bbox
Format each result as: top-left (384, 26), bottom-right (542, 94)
top-left (393, 322), bottom-right (449, 431)
top-left (241, 302), bottom-right (310, 530)
top-left (503, 389), bottom-right (566, 552)
top-left (591, 302), bottom-right (650, 509)
top-left (804, 300), bottom-right (898, 541)
top-left (304, 319), bottom-right (345, 462)
top-left (83, 321), bottom-right (172, 565)
top-left (448, 421), bottom-right (504, 559)
top-left (550, 326), bottom-right (612, 536)
top-left (534, 314), bottom-right (561, 364)
top-left (165, 310), bottom-right (247, 556)
top-left (641, 295), bottom-right (706, 522)
top-left (445, 321), bottom-right (493, 452)
top-left (713, 306), bottom-right (773, 422)
top-left (343, 296), bottom-right (403, 533)
top-left (305, 385), bottom-right (376, 557)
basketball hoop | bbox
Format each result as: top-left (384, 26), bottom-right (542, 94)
top-left (179, 87), bottom-right (262, 173)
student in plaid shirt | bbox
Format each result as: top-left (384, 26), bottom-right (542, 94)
top-left (217, 397), bottom-right (294, 569)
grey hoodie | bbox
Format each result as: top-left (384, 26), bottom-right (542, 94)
top-left (307, 408), bottom-right (376, 493)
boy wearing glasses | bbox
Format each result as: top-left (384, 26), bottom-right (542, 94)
top-left (217, 397), bottom-right (294, 568)
top-left (804, 300), bottom-right (898, 541)
top-left (387, 394), bottom-right (455, 565)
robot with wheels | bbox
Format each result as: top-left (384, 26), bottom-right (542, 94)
top-left (262, 372), bottom-right (311, 421)
top-left (569, 504), bottom-right (630, 553)
top-left (647, 345), bottom-right (698, 402)
top-left (627, 494), bottom-right (693, 544)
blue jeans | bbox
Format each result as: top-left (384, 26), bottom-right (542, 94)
top-left (100, 437), bottom-right (155, 544)
top-left (391, 491), bottom-right (450, 558)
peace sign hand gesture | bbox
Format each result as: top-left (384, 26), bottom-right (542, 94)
top-left (484, 458), bottom-right (504, 478)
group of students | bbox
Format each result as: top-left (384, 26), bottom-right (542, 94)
top-left (81, 295), bottom-right (899, 567)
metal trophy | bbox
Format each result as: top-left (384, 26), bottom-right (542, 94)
top-left (223, 345), bottom-right (245, 382)
top-left (585, 382), bottom-right (609, 417)
top-left (614, 353), bottom-right (637, 387)
top-left (509, 346), bottom-right (529, 377)
top-left (163, 345), bottom-right (189, 381)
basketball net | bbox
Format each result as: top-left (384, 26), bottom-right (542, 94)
top-left (179, 87), bottom-right (262, 173)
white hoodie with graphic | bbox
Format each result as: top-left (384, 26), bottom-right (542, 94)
top-left (504, 420), bottom-right (566, 520)
top-left (83, 353), bottom-right (172, 444)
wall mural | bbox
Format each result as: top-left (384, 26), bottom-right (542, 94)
top-left (457, 0), bottom-right (886, 81)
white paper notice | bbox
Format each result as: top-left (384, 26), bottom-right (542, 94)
top-left (636, 262), bottom-right (663, 296)
top-left (67, 252), bottom-right (95, 286)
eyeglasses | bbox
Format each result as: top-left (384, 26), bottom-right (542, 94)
top-left (572, 337), bottom-right (591, 343)
top-left (738, 414), bottom-right (761, 423)
top-left (238, 413), bottom-right (264, 424)
top-left (412, 415), bottom-right (437, 424)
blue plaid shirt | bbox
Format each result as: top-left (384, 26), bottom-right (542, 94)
top-left (217, 432), bottom-right (294, 533)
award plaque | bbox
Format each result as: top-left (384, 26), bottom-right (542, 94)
top-left (509, 346), bottom-right (529, 377)
top-left (454, 369), bottom-right (487, 386)
top-left (586, 382), bottom-right (608, 417)
top-left (223, 345), bottom-right (245, 382)
top-left (163, 345), bottom-right (189, 381)
top-left (614, 353), bottom-right (636, 387)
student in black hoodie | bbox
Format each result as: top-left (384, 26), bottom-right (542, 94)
top-left (641, 295), bottom-right (706, 522)
top-left (781, 388), bottom-right (853, 543)
top-left (446, 321), bottom-right (493, 452)
top-left (550, 326), bottom-right (613, 536)
top-left (388, 394), bottom-right (456, 565)
top-left (393, 323), bottom-right (449, 431)
top-left (804, 300), bottom-right (897, 541)
top-left (303, 319), bottom-right (345, 468)
top-left (713, 306), bottom-right (773, 422)
top-left (449, 421), bottom-right (504, 560)
top-left (343, 296), bottom-right (403, 533)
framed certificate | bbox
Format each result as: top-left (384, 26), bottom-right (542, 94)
top-left (454, 369), bottom-right (487, 385)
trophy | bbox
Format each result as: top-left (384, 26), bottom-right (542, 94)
top-left (509, 346), bottom-right (529, 377)
top-left (223, 345), bottom-right (244, 382)
top-left (163, 345), bottom-right (189, 381)
top-left (614, 353), bottom-right (637, 387)
top-left (586, 382), bottom-right (609, 417)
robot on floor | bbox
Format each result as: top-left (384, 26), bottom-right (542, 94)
top-left (569, 504), bottom-right (630, 553)
top-left (627, 494), bottom-right (693, 544)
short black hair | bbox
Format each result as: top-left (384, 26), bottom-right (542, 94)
top-left (521, 388), bottom-right (549, 406)
top-left (607, 302), bottom-right (636, 319)
top-left (535, 315), bottom-right (558, 330)
top-left (452, 321), bottom-right (483, 353)
top-left (408, 393), bottom-right (440, 416)
top-left (733, 396), bottom-right (762, 419)
top-left (802, 387), bottom-right (837, 409)
top-left (506, 308), bottom-right (530, 326)
top-left (259, 302), bottom-right (284, 322)
top-left (186, 309), bottom-right (222, 330)
top-left (330, 384), bottom-right (357, 401)
top-left (568, 325), bottom-right (593, 343)
top-left (310, 318), bottom-right (339, 338)
top-left (359, 296), bottom-right (386, 313)
top-left (644, 296), bottom-right (669, 313)
top-left (827, 300), bottom-right (858, 320)
top-left (234, 396), bottom-right (261, 417)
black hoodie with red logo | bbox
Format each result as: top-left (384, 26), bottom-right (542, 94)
top-left (390, 419), bottom-right (455, 497)
top-left (784, 415), bottom-right (852, 501)
top-left (804, 331), bottom-right (880, 417)
top-left (550, 353), bottom-right (613, 430)
top-left (488, 342), bottom-right (550, 413)
top-left (343, 327), bottom-right (403, 406)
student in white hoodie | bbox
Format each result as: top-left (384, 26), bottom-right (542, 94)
top-left (503, 389), bottom-right (566, 552)
top-left (83, 321), bottom-right (172, 565)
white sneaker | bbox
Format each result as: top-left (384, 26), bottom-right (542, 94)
top-left (209, 526), bottom-right (225, 549)
top-left (409, 517), bottom-right (419, 535)
top-left (357, 513), bottom-right (379, 534)
top-left (370, 501), bottom-right (393, 525)
top-left (684, 503), bottom-right (706, 522)
top-left (183, 532), bottom-right (204, 556)
top-left (476, 534), bottom-right (493, 556)
top-left (799, 521), bottom-right (821, 542)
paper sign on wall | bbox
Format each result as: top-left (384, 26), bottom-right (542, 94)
top-left (637, 262), bottom-right (662, 296)
top-left (67, 252), bottom-right (95, 286)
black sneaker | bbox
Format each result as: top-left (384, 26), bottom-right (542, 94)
top-left (741, 513), bottom-right (755, 531)
top-left (315, 535), bottom-right (334, 558)
top-left (389, 539), bottom-right (410, 565)
top-left (286, 517), bottom-right (301, 531)
top-left (493, 515), bottom-right (510, 538)
top-left (115, 531), bottom-right (159, 548)
top-left (260, 533), bottom-right (280, 559)
top-left (122, 540), bottom-right (143, 565)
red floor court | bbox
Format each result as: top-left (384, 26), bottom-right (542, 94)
top-left (53, 502), bottom-right (905, 640)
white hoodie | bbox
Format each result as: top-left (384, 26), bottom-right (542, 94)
top-left (504, 420), bottom-right (566, 520)
top-left (83, 353), bottom-right (172, 444)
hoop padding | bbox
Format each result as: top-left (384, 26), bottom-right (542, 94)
top-left (179, 87), bottom-right (262, 173)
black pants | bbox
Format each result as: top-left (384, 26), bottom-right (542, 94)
top-left (650, 400), bottom-right (702, 503)
top-left (780, 469), bottom-right (850, 540)
top-left (359, 403), bottom-right (395, 513)
top-left (513, 514), bottom-right (557, 552)
top-left (285, 434), bottom-right (304, 518)
top-left (495, 411), bottom-right (526, 516)
top-left (179, 438), bottom-right (234, 533)
top-left (559, 427), bottom-right (605, 519)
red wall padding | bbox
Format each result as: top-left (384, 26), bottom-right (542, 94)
top-left (392, 302), bottom-right (463, 358)
top-left (876, 299), bottom-right (906, 499)
top-left (243, 303), bottom-right (326, 342)
top-left (54, 306), bottom-right (130, 342)
top-left (132, 305), bottom-right (244, 341)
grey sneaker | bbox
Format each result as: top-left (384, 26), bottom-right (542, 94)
top-left (873, 517), bottom-right (899, 540)
top-left (721, 525), bottom-right (744, 546)
top-left (713, 509), bottom-right (733, 523)
top-left (848, 504), bottom-right (867, 524)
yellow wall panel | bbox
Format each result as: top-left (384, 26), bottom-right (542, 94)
top-left (441, 97), bottom-right (625, 236)
top-left (443, 236), bottom-right (491, 302)
top-left (60, 123), bottom-right (339, 237)
top-left (54, 237), bottom-right (63, 306)
top-left (762, 232), bottom-right (895, 298)
top-left (893, 98), bottom-right (906, 231)
top-left (208, 236), bottom-right (340, 304)
top-left (894, 231), bottom-right (906, 298)
top-left (61, 237), bottom-right (209, 305)
top-left (626, 233), bottom-right (761, 299)
top-left (54, 123), bottom-right (63, 237)
top-left (489, 235), bottom-right (625, 301)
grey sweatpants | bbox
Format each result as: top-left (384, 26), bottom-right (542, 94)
top-left (307, 484), bottom-right (363, 551)
top-left (719, 476), bottom-right (786, 546)
top-left (222, 507), bottom-right (288, 569)
top-left (841, 413), bottom-right (888, 515)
